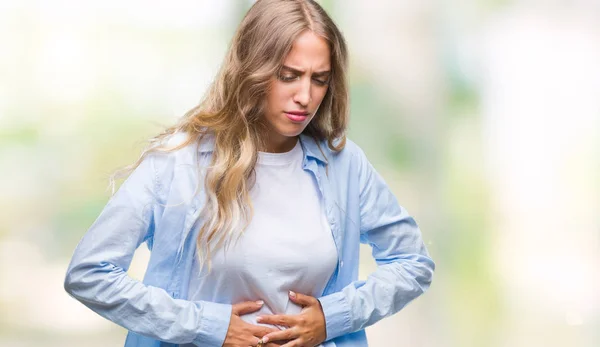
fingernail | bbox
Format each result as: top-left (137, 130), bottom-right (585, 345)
top-left (289, 290), bottom-right (296, 298)
top-left (256, 316), bottom-right (263, 322)
top-left (256, 300), bottom-right (264, 306)
top-left (262, 337), bottom-right (269, 343)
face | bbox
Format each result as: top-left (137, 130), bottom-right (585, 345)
top-left (262, 30), bottom-right (331, 152)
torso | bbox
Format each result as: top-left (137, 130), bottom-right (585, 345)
top-left (185, 140), bottom-right (337, 344)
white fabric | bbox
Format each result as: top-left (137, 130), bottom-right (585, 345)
top-left (186, 139), bottom-right (337, 345)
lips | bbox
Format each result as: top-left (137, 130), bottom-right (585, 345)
top-left (284, 111), bottom-right (309, 123)
top-left (285, 111), bottom-right (309, 116)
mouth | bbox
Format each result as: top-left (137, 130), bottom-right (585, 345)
top-left (284, 111), bottom-right (309, 123)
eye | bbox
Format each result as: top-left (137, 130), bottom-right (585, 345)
top-left (278, 74), bottom-right (299, 82)
top-left (313, 78), bottom-right (329, 86)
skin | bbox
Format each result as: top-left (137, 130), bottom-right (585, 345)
top-left (223, 301), bottom-right (282, 347)
top-left (261, 30), bottom-right (332, 153)
top-left (257, 291), bottom-right (327, 347)
top-left (223, 30), bottom-right (330, 347)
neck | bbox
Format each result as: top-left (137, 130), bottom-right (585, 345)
top-left (261, 135), bottom-right (298, 153)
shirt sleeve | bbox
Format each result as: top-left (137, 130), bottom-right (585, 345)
top-left (318, 146), bottom-right (435, 340)
top-left (63, 154), bottom-right (232, 346)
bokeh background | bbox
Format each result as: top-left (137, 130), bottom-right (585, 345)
top-left (1, 0), bottom-right (598, 346)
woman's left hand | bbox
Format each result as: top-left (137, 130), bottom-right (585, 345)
top-left (256, 291), bottom-right (327, 347)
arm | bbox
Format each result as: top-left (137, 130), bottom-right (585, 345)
top-left (318, 146), bottom-right (435, 340)
top-left (63, 154), bottom-right (231, 346)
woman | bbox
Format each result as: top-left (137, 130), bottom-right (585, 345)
top-left (64, 1), bottom-right (435, 346)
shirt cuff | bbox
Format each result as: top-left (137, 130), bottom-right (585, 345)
top-left (318, 291), bottom-right (352, 340)
top-left (191, 301), bottom-right (232, 347)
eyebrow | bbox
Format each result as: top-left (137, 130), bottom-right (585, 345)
top-left (281, 65), bottom-right (331, 77)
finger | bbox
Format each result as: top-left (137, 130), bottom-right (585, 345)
top-left (251, 325), bottom-right (280, 337)
top-left (266, 340), bottom-right (292, 347)
top-left (288, 291), bottom-right (318, 307)
top-left (232, 300), bottom-right (264, 315)
top-left (262, 328), bottom-right (298, 344)
top-left (256, 314), bottom-right (295, 327)
top-left (280, 339), bottom-right (301, 347)
top-left (248, 336), bottom-right (262, 346)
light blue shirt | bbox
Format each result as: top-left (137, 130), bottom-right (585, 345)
top-left (64, 132), bottom-right (435, 347)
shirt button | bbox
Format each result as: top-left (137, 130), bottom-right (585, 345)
top-left (340, 261), bottom-right (344, 268)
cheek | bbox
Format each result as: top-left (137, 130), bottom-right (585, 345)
top-left (312, 88), bottom-right (329, 107)
top-left (267, 83), bottom-right (291, 110)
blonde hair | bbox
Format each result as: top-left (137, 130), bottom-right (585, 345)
top-left (113, 0), bottom-right (349, 270)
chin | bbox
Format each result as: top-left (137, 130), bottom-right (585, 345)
top-left (285, 128), bottom-right (304, 136)
top-left (276, 123), bottom-right (308, 138)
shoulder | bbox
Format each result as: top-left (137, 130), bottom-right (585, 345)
top-left (340, 138), bottom-right (365, 158)
top-left (152, 131), bottom-right (213, 166)
top-left (141, 131), bottom-right (210, 195)
top-left (320, 137), bottom-right (367, 166)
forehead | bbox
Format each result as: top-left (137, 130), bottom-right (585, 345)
top-left (283, 30), bottom-right (331, 70)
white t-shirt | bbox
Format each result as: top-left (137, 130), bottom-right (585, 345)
top-left (185, 139), bottom-right (338, 346)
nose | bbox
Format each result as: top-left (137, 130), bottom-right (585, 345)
top-left (293, 78), bottom-right (312, 107)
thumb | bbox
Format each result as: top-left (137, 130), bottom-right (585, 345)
top-left (288, 291), bottom-right (317, 307)
top-left (232, 300), bottom-right (264, 316)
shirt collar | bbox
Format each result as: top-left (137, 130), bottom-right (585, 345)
top-left (197, 133), bottom-right (216, 153)
top-left (298, 133), bottom-right (328, 164)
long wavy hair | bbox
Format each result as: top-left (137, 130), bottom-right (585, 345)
top-left (112, 0), bottom-right (349, 270)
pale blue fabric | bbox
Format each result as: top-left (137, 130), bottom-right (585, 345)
top-left (64, 132), bottom-right (435, 347)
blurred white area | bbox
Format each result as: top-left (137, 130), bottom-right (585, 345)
top-left (0, 0), bottom-right (234, 127)
top-left (482, 4), bottom-right (600, 346)
top-left (0, 240), bottom-right (150, 333)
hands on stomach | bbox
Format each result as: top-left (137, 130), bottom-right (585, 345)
top-left (223, 291), bottom-right (326, 347)
top-left (223, 300), bottom-right (283, 347)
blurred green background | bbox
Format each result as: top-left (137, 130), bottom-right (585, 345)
top-left (0, 1), bottom-right (598, 346)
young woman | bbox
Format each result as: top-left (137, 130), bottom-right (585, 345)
top-left (64, 1), bottom-right (435, 346)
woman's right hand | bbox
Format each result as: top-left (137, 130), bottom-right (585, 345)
top-left (223, 300), bottom-right (283, 347)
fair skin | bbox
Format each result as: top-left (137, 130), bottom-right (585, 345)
top-left (223, 30), bottom-right (330, 347)
top-left (261, 30), bottom-right (331, 153)
top-left (257, 291), bottom-right (327, 347)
